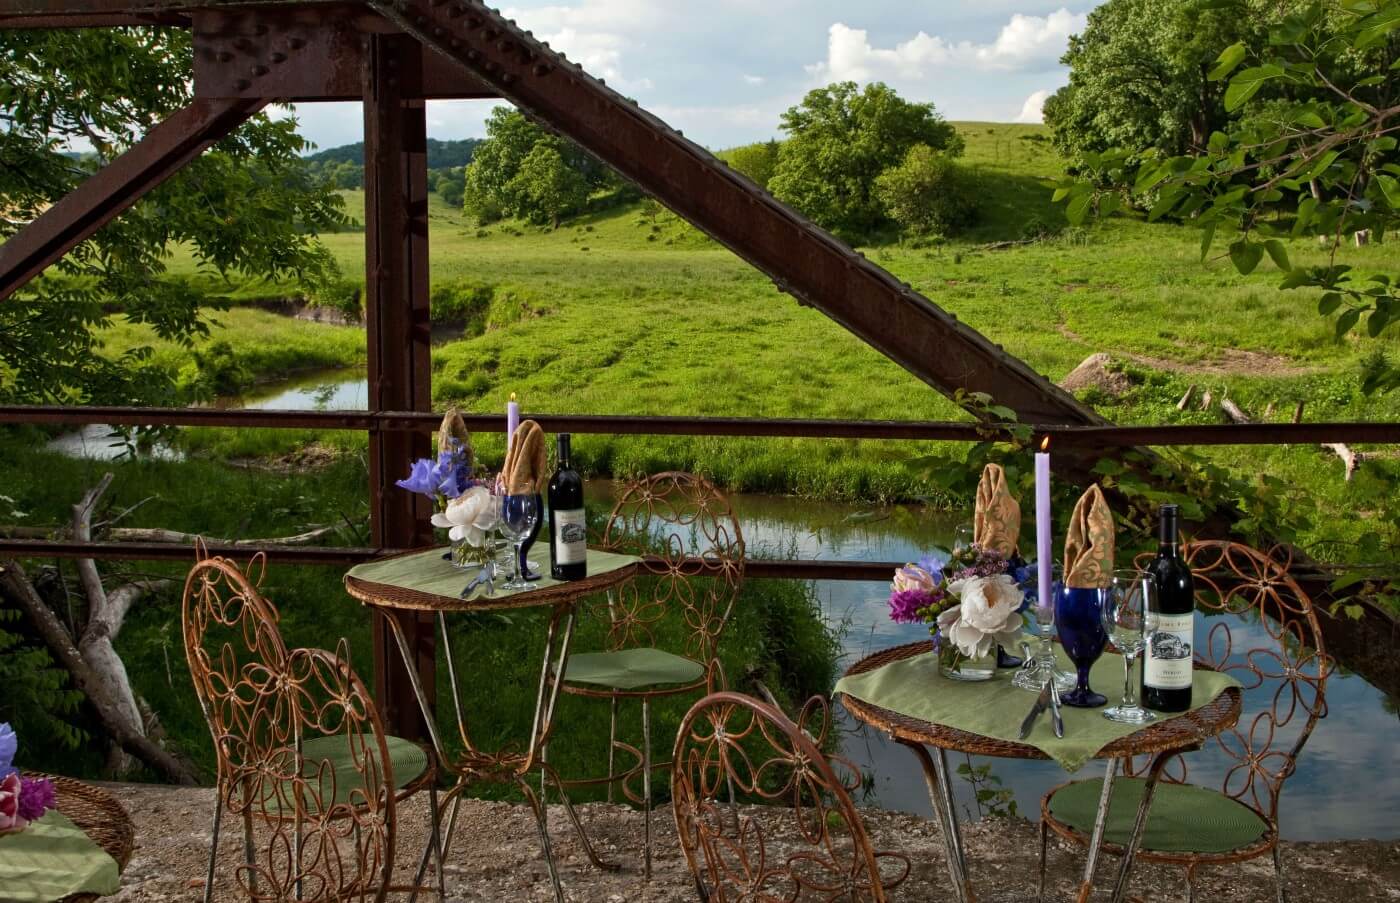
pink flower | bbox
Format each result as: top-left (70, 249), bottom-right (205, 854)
top-left (892, 564), bottom-right (936, 594)
top-left (0, 772), bottom-right (29, 833)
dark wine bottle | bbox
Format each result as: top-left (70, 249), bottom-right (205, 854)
top-left (547, 433), bottom-right (587, 581)
top-left (1142, 504), bottom-right (1194, 712)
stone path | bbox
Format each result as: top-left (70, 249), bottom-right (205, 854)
top-left (102, 782), bottom-right (1400, 901)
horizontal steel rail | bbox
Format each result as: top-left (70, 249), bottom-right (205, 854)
top-left (3, 404), bottom-right (1400, 445)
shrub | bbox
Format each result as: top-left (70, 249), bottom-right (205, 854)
top-left (306, 277), bottom-right (363, 321)
top-left (874, 144), bottom-right (979, 237)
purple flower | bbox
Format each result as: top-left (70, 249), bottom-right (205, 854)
top-left (0, 724), bottom-right (14, 779)
top-left (431, 449), bottom-right (473, 500)
top-left (17, 777), bottom-right (54, 821)
top-left (395, 458), bottom-right (438, 498)
top-left (889, 588), bottom-right (937, 624)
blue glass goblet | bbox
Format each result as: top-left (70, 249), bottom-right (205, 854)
top-left (1055, 582), bottom-right (1109, 707)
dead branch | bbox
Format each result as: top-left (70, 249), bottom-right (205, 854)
top-left (1323, 443), bottom-right (1360, 481)
top-left (0, 524), bottom-right (338, 546)
top-left (1221, 398), bottom-right (1251, 424)
top-left (0, 560), bottom-right (198, 784)
top-left (1176, 384), bottom-right (1196, 411)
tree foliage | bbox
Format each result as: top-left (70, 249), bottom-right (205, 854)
top-left (507, 141), bottom-right (590, 228)
top-left (0, 27), bottom-right (347, 406)
top-left (721, 140), bottom-right (781, 190)
top-left (462, 107), bottom-right (606, 225)
top-left (874, 144), bottom-right (979, 237)
top-left (1045, 0), bottom-right (1268, 167)
top-left (770, 82), bottom-right (964, 238)
top-left (1052, 0), bottom-right (1400, 390)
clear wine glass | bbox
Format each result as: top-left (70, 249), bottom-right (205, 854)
top-left (951, 523), bottom-right (975, 553)
top-left (1013, 563), bottom-right (1076, 692)
top-left (498, 494), bottom-right (539, 591)
top-left (1102, 569), bottom-right (1156, 724)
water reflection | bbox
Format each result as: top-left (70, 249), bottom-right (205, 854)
top-left (716, 490), bottom-right (1400, 841)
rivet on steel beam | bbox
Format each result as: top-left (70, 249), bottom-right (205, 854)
top-left (433, 26), bottom-right (445, 37)
top-left (234, 78), bottom-right (251, 90)
top-left (253, 24), bottom-right (268, 36)
top-left (465, 48), bottom-right (479, 61)
top-left (482, 28), bottom-right (498, 40)
top-left (269, 51), bottom-right (287, 63)
top-left (459, 9), bottom-right (475, 22)
top-left (449, 37), bottom-right (462, 48)
top-left (501, 73), bottom-right (516, 85)
top-left (251, 64), bottom-right (269, 76)
top-left (288, 36), bottom-right (306, 50)
top-left (216, 50), bottom-right (233, 62)
top-left (533, 63), bottom-right (551, 76)
top-left (233, 37), bottom-right (252, 50)
top-left (415, 15), bottom-right (427, 26)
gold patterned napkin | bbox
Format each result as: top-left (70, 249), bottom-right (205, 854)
top-left (973, 463), bottom-right (1021, 558)
top-left (437, 407), bottom-right (474, 466)
top-left (1063, 484), bottom-right (1114, 589)
top-left (502, 420), bottom-right (547, 495)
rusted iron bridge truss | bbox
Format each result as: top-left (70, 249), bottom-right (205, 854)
top-left (2, 0), bottom-right (1397, 727)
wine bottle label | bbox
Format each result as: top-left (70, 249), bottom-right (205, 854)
top-left (1144, 612), bottom-right (1194, 690)
top-left (553, 508), bottom-right (587, 565)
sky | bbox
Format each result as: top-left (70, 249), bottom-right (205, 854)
top-left (289, 1), bottom-right (1100, 152)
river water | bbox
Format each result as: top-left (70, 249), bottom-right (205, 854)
top-left (47, 370), bottom-right (1400, 839)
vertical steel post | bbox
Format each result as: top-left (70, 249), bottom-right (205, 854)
top-left (364, 33), bottom-right (434, 739)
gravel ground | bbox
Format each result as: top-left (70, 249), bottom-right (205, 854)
top-left (101, 782), bottom-right (1400, 901)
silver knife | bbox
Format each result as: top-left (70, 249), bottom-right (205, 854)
top-left (1018, 679), bottom-right (1054, 739)
top-left (1048, 676), bottom-right (1066, 738)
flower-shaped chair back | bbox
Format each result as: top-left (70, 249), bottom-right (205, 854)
top-left (672, 692), bottom-right (908, 902)
top-left (598, 472), bottom-right (745, 663)
top-left (181, 551), bottom-right (396, 901)
top-left (1131, 540), bottom-right (1331, 823)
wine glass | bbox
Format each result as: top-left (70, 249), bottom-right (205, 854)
top-left (951, 523), bottom-right (975, 553)
top-left (1055, 579), bottom-right (1109, 708)
top-left (497, 494), bottom-right (539, 591)
top-left (1102, 570), bottom-right (1157, 724)
top-left (1013, 563), bottom-right (1076, 692)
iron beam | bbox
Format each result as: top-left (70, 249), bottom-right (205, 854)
top-left (0, 97), bottom-right (263, 302)
top-left (363, 31), bottom-right (435, 739)
top-left (372, 0), bottom-right (1103, 427)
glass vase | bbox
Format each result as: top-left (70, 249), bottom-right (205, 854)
top-left (936, 637), bottom-right (996, 682)
top-left (449, 536), bottom-right (492, 570)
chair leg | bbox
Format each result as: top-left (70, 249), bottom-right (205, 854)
top-left (607, 695), bottom-right (619, 805)
top-left (540, 740), bottom-right (549, 803)
top-left (1185, 863), bottom-right (1199, 903)
top-left (1037, 818), bottom-right (1049, 903)
top-left (1272, 843), bottom-right (1287, 903)
top-left (411, 783), bottom-right (448, 902)
top-left (641, 696), bottom-right (653, 881)
top-left (241, 796), bottom-right (257, 897)
top-left (203, 792), bottom-right (223, 903)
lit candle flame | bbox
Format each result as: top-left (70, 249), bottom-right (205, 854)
top-left (510, 392), bottom-right (517, 402)
top-left (1040, 436), bottom-right (1050, 452)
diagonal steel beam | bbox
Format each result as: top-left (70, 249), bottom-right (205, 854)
top-left (0, 96), bottom-right (265, 302)
top-left (371, 0), bottom-right (1104, 426)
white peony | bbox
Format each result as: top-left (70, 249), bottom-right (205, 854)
top-left (937, 573), bottom-right (1025, 658)
top-left (431, 486), bottom-right (498, 547)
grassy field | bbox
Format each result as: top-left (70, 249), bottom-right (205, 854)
top-left (110, 122), bottom-right (1400, 548)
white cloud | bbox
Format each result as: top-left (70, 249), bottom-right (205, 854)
top-left (503, 1), bottom-right (657, 93)
top-left (1016, 88), bottom-right (1052, 123)
top-left (742, 74), bottom-right (766, 86)
top-left (809, 8), bottom-right (1086, 83)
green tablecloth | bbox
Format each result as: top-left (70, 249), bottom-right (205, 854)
top-left (834, 647), bottom-right (1239, 772)
top-left (0, 811), bottom-right (121, 902)
top-left (345, 546), bottom-right (640, 603)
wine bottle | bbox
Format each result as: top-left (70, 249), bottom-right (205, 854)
top-left (1142, 504), bottom-right (1194, 712)
top-left (548, 433), bottom-right (587, 580)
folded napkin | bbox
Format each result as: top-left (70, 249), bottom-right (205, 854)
top-left (502, 419), bottom-right (547, 495)
top-left (438, 406), bottom-right (474, 465)
top-left (1064, 484), bottom-right (1114, 588)
top-left (973, 462), bottom-right (1021, 558)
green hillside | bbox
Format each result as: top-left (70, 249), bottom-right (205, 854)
top-left (133, 122), bottom-right (1400, 547)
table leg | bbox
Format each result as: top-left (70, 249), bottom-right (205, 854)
top-left (1107, 751), bottom-right (1172, 903)
top-left (380, 609), bottom-right (450, 765)
top-left (897, 739), bottom-right (976, 903)
top-left (1076, 757), bottom-right (1119, 903)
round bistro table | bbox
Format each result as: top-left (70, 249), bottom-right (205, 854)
top-left (344, 546), bottom-right (640, 903)
top-left (838, 642), bottom-right (1242, 903)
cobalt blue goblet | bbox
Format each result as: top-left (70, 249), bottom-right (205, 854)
top-left (1055, 583), bottom-right (1109, 707)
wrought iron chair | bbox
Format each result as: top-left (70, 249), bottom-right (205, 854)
top-left (1037, 541), bottom-right (1332, 902)
top-left (672, 692), bottom-right (911, 901)
top-left (545, 471), bottom-right (745, 878)
top-left (182, 549), bottom-right (445, 901)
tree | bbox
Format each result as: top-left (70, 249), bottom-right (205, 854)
top-left (463, 107), bottom-right (605, 225)
top-left (1045, 0), bottom-right (1264, 167)
top-left (434, 168), bottom-right (464, 208)
top-left (769, 82), bottom-right (963, 238)
top-left (1052, 0), bottom-right (1400, 390)
top-left (507, 141), bottom-right (590, 228)
top-left (723, 140), bottom-right (781, 190)
top-left (874, 144), bottom-right (978, 236)
top-left (0, 27), bottom-right (347, 407)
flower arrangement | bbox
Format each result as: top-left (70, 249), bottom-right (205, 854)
top-left (889, 544), bottom-right (1029, 677)
top-left (0, 723), bottom-right (56, 834)
top-left (396, 436), bottom-right (499, 565)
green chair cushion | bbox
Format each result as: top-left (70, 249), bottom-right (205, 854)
top-left (246, 734), bottom-right (429, 815)
top-left (1047, 777), bottom-right (1271, 854)
top-left (563, 647), bottom-right (706, 691)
